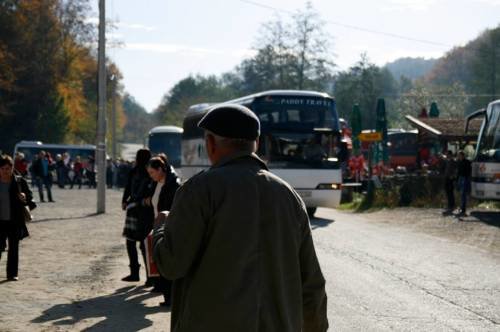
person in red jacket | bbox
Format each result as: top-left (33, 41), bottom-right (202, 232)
top-left (70, 156), bottom-right (83, 189)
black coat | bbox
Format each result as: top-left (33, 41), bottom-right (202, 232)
top-left (122, 166), bottom-right (152, 205)
top-left (0, 175), bottom-right (34, 240)
top-left (151, 171), bottom-right (181, 213)
top-left (457, 158), bottom-right (472, 178)
top-left (122, 166), bottom-right (154, 240)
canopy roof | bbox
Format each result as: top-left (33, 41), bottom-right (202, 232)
top-left (405, 115), bottom-right (482, 141)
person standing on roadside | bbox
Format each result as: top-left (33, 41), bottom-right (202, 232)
top-left (31, 151), bottom-right (54, 202)
top-left (14, 153), bottom-right (28, 178)
top-left (456, 150), bottom-right (472, 217)
top-left (0, 155), bottom-right (36, 281)
top-left (441, 150), bottom-right (457, 215)
top-left (86, 155), bottom-right (96, 189)
top-left (55, 154), bottom-right (66, 189)
top-left (145, 155), bottom-right (180, 307)
top-left (70, 156), bottom-right (83, 189)
top-left (153, 105), bottom-right (328, 331)
top-left (121, 149), bottom-right (154, 283)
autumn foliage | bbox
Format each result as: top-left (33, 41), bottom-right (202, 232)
top-left (0, 0), bottom-right (125, 153)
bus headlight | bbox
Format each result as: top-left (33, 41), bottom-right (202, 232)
top-left (316, 183), bottom-right (342, 190)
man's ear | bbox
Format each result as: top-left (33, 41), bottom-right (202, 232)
top-left (206, 133), bottom-right (216, 155)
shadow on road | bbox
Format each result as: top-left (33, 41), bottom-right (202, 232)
top-left (31, 286), bottom-right (166, 331)
top-left (310, 217), bottom-right (335, 229)
top-left (468, 211), bottom-right (500, 228)
top-left (30, 213), bottom-right (99, 224)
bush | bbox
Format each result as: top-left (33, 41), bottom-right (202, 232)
top-left (356, 174), bottom-right (469, 210)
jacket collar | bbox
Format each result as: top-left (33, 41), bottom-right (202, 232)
top-left (211, 151), bottom-right (268, 171)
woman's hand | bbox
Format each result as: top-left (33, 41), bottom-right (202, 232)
top-left (18, 192), bottom-right (26, 203)
top-left (154, 211), bottom-right (169, 227)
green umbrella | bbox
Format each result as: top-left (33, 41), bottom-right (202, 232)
top-left (350, 104), bottom-right (362, 154)
top-left (429, 102), bottom-right (440, 118)
top-left (375, 98), bottom-right (389, 164)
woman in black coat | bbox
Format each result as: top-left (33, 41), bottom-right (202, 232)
top-left (146, 155), bottom-right (181, 306)
top-left (0, 154), bottom-right (35, 281)
top-left (121, 149), bottom-right (154, 283)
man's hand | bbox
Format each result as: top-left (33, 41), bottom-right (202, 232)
top-left (122, 202), bottom-right (127, 211)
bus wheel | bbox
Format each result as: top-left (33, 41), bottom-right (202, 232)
top-left (307, 207), bottom-right (317, 218)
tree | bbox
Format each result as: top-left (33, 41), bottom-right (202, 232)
top-left (334, 54), bottom-right (397, 129)
top-left (155, 75), bottom-right (236, 127)
top-left (470, 26), bottom-right (500, 109)
top-left (0, 0), bottom-right (128, 153)
top-left (426, 25), bottom-right (500, 112)
top-left (394, 82), bottom-right (468, 121)
top-left (235, 2), bottom-right (335, 93)
top-left (122, 93), bottom-right (157, 143)
top-left (290, 2), bottom-right (334, 90)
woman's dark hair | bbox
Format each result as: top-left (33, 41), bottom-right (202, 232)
top-left (148, 156), bottom-right (167, 172)
top-left (135, 148), bottom-right (152, 168)
top-left (0, 154), bottom-right (13, 167)
top-left (157, 153), bottom-right (168, 164)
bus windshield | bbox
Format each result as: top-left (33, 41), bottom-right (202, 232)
top-left (148, 133), bottom-right (182, 167)
top-left (477, 103), bottom-right (500, 162)
top-left (253, 96), bottom-right (337, 131)
top-left (260, 130), bottom-right (340, 168)
top-left (252, 96), bottom-right (340, 168)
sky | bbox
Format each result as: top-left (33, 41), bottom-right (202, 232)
top-left (91, 0), bottom-right (500, 112)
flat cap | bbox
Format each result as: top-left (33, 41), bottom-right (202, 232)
top-left (198, 104), bottom-right (260, 140)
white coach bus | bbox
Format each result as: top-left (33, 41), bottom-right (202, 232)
top-left (181, 91), bottom-right (343, 217)
top-left (466, 99), bottom-right (500, 200)
top-left (147, 126), bottom-right (183, 168)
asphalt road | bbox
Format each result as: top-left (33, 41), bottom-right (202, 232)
top-left (1, 188), bottom-right (499, 331)
top-left (312, 208), bottom-right (500, 331)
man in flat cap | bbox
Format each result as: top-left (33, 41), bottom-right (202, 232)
top-left (153, 104), bottom-right (328, 332)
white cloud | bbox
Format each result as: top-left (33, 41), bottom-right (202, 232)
top-left (474, 0), bottom-right (500, 5)
top-left (85, 18), bottom-right (156, 31)
top-left (382, 0), bottom-right (438, 11)
top-left (124, 42), bottom-right (256, 58)
top-left (85, 17), bottom-right (99, 25)
top-left (115, 22), bottom-right (157, 31)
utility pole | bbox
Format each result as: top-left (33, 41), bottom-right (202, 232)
top-left (111, 75), bottom-right (117, 160)
top-left (96, 0), bottom-right (106, 213)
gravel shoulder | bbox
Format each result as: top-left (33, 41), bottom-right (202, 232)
top-left (361, 207), bottom-right (500, 254)
top-left (0, 187), bottom-right (171, 332)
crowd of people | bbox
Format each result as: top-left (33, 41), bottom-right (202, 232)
top-left (11, 151), bottom-right (137, 203)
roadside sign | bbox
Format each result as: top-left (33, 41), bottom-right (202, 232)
top-left (359, 132), bottom-right (382, 142)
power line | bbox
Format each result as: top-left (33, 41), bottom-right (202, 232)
top-left (239, 0), bottom-right (451, 48)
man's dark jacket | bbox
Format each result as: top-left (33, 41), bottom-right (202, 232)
top-left (153, 152), bottom-right (328, 332)
top-left (31, 158), bottom-right (53, 178)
